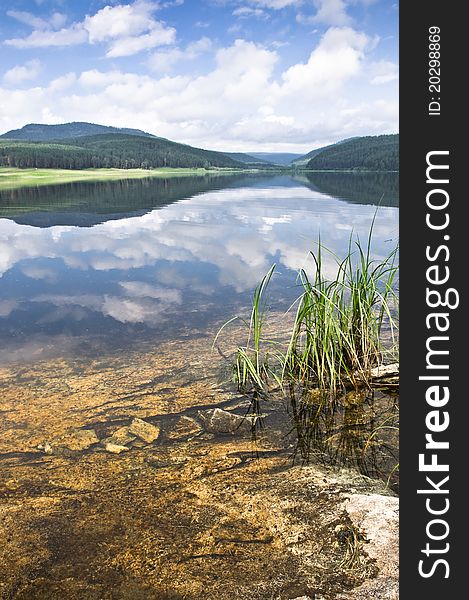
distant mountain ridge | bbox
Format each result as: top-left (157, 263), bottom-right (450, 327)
top-left (0, 122), bottom-right (156, 142)
top-left (223, 152), bottom-right (275, 167)
top-left (248, 152), bottom-right (303, 166)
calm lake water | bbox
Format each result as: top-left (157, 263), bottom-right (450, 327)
top-left (0, 172), bottom-right (398, 365)
top-left (0, 173), bottom-right (399, 596)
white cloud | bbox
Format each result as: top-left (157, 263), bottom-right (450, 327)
top-left (0, 300), bottom-right (19, 318)
top-left (297, 0), bottom-right (352, 26)
top-left (5, 1), bottom-right (176, 57)
top-left (148, 37), bottom-right (212, 72)
top-left (21, 265), bottom-right (57, 282)
top-left (84, 2), bottom-right (158, 43)
top-left (119, 281), bottom-right (182, 303)
top-left (297, 0), bottom-right (381, 27)
top-left (249, 0), bottom-right (301, 8)
top-left (6, 10), bottom-right (67, 30)
top-left (160, 0), bottom-right (185, 6)
top-left (278, 27), bottom-right (369, 97)
top-left (106, 25), bottom-right (176, 58)
top-left (233, 7), bottom-right (268, 18)
top-left (101, 296), bottom-right (167, 324)
top-left (298, 0), bottom-right (380, 27)
top-left (187, 37), bottom-right (213, 53)
top-left (314, 0), bottom-right (351, 25)
top-left (5, 25), bottom-right (88, 48)
top-left (6, 10), bottom-right (50, 30)
top-left (48, 72), bottom-right (77, 92)
top-left (30, 288), bottom-right (177, 326)
top-left (3, 60), bottom-right (42, 85)
top-left (0, 186), bottom-right (398, 330)
top-left (369, 60), bottom-right (399, 85)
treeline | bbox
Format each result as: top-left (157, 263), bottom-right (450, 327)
top-left (0, 134), bottom-right (243, 170)
top-left (0, 142), bottom-right (93, 169)
top-left (306, 134), bottom-right (398, 171)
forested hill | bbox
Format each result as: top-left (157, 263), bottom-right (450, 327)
top-left (305, 134), bottom-right (398, 171)
top-left (0, 134), bottom-right (245, 170)
top-left (290, 140), bottom-right (352, 167)
top-left (0, 122), bottom-right (155, 142)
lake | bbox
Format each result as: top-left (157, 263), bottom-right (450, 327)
top-left (0, 172), bottom-right (399, 598)
top-left (0, 172), bottom-right (398, 364)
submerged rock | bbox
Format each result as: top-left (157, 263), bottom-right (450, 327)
top-left (104, 442), bottom-right (130, 454)
top-left (166, 416), bottom-right (202, 441)
top-left (105, 425), bottom-right (136, 446)
top-left (337, 493), bottom-right (399, 599)
top-left (128, 418), bottom-right (160, 444)
top-left (41, 428), bottom-right (99, 454)
top-left (101, 418), bottom-right (160, 451)
top-left (198, 408), bottom-right (252, 435)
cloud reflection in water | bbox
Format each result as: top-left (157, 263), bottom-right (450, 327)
top-left (0, 181), bottom-right (398, 362)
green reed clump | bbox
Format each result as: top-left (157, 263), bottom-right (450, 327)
top-left (217, 222), bottom-right (398, 398)
top-left (284, 228), bottom-right (398, 396)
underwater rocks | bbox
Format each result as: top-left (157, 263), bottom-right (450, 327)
top-left (128, 418), bottom-right (160, 443)
top-left (104, 442), bottom-right (130, 454)
top-left (166, 416), bottom-right (202, 441)
top-left (103, 425), bottom-right (137, 447)
top-left (55, 428), bottom-right (99, 451)
top-left (36, 409), bottom-right (261, 457)
top-left (101, 418), bottom-right (161, 451)
top-left (337, 493), bottom-right (399, 600)
top-left (198, 408), bottom-right (255, 434)
top-left (38, 428), bottom-right (99, 455)
top-left (37, 418), bottom-right (161, 456)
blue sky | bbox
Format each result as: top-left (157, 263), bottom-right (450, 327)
top-left (0, 1), bottom-right (398, 152)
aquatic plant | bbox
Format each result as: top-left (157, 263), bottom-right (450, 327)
top-left (217, 221), bottom-right (398, 398)
top-left (283, 226), bottom-right (398, 396)
top-left (215, 265), bottom-right (283, 392)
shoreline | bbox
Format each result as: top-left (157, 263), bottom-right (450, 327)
top-left (0, 167), bottom-right (400, 192)
top-left (0, 166), bottom-right (252, 191)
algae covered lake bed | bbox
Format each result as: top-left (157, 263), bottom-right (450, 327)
top-left (0, 328), bottom-right (398, 599)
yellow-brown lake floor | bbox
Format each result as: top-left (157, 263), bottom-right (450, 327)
top-left (0, 331), bottom-right (398, 599)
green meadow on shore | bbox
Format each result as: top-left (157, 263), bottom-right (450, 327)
top-left (0, 167), bottom-right (241, 191)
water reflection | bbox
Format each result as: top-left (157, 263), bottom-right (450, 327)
top-left (0, 174), bottom-right (398, 363)
top-left (0, 174), bottom-right (266, 226)
top-left (296, 171), bottom-right (399, 207)
top-left (287, 386), bottom-right (399, 491)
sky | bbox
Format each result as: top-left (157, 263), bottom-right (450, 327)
top-left (0, 0), bottom-right (398, 152)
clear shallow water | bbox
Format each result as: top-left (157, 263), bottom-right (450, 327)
top-left (0, 172), bottom-right (398, 364)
